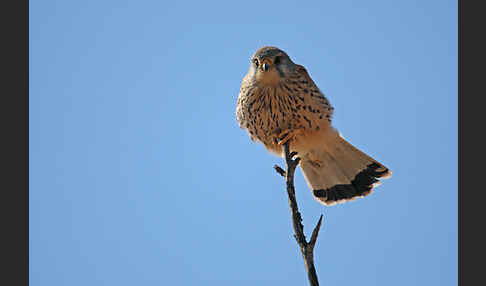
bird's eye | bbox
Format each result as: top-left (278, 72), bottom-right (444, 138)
top-left (274, 56), bottom-right (281, 65)
top-left (253, 59), bottom-right (259, 66)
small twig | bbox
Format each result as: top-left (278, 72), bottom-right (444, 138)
top-left (274, 141), bottom-right (323, 286)
top-left (309, 215), bottom-right (323, 248)
top-left (273, 165), bottom-right (286, 177)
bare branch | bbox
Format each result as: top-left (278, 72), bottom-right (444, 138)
top-left (274, 165), bottom-right (286, 177)
top-left (309, 215), bottom-right (324, 250)
top-left (273, 141), bottom-right (324, 286)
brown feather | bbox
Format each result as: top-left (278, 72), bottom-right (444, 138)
top-left (236, 47), bottom-right (391, 206)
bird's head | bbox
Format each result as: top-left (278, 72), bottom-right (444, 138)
top-left (248, 46), bottom-right (296, 86)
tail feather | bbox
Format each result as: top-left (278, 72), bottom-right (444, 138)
top-left (299, 133), bottom-right (391, 206)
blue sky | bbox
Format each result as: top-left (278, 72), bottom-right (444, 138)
top-left (30, 1), bottom-right (457, 285)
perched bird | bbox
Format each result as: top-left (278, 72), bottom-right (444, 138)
top-left (236, 46), bottom-right (391, 206)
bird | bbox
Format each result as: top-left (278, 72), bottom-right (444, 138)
top-left (236, 46), bottom-right (391, 206)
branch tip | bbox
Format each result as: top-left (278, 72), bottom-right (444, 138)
top-left (274, 165), bottom-right (286, 177)
top-left (309, 215), bottom-right (324, 247)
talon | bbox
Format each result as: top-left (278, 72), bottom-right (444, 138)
top-left (309, 160), bottom-right (322, 168)
top-left (277, 129), bottom-right (305, 146)
top-left (277, 131), bottom-right (294, 146)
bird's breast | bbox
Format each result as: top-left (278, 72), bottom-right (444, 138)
top-left (238, 85), bottom-right (299, 145)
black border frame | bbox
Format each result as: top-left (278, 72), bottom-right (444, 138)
top-left (1, 0), bottom-right (28, 285)
top-left (459, 0), bottom-right (484, 285)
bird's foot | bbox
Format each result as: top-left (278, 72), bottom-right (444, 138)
top-left (309, 159), bottom-right (322, 168)
top-left (277, 129), bottom-right (302, 146)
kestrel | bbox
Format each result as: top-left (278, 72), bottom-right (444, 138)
top-left (236, 46), bottom-right (391, 206)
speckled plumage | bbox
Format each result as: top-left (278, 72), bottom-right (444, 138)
top-left (236, 47), bottom-right (333, 154)
top-left (236, 46), bottom-right (391, 206)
